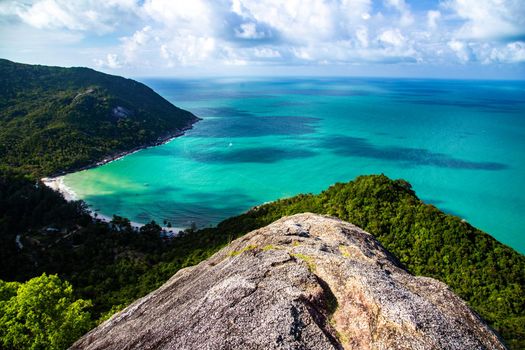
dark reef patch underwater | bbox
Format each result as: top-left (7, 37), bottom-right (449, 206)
top-left (64, 77), bottom-right (525, 253)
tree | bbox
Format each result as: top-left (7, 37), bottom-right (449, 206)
top-left (140, 220), bottom-right (162, 236)
top-left (0, 273), bottom-right (92, 350)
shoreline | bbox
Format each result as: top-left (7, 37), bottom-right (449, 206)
top-left (49, 119), bottom-right (200, 178)
top-left (41, 119), bottom-right (200, 236)
top-left (41, 175), bottom-right (186, 236)
top-left (89, 211), bottom-right (185, 236)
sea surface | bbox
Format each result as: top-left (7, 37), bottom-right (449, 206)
top-left (64, 78), bottom-right (525, 253)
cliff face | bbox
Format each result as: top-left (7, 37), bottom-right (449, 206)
top-left (72, 213), bottom-right (506, 350)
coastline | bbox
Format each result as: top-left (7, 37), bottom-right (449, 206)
top-left (50, 118), bottom-right (200, 178)
top-left (41, 175), bottom-right (186, 236)
top-left (90, 212), bottom-right (185, 236)
top-left (41, 176), bottom-right (78, 202)
top-left (41, 119), bottom-right (200, 236)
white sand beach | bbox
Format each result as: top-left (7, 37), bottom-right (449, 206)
top-left (41, 176), bottom-right (185, 236)
top-left (41, 176), bottom-right (78, 201)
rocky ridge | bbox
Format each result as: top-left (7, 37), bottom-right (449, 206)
top-left (72, 213), bottom-right (506, 349)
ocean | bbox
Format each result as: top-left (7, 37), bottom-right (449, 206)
top-left (63, 77), bottom-right (525, 253)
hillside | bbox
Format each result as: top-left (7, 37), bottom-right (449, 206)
top-left (0, 61), bottom-right (522, 348)
top-left (208, 175), bottom-right (524, 348)
top-left (1, 173), bottom-right (523, 349)
top-left (72, 214), bottom-right (506, 350)
top-left (127, 174), bottom-right (524, 349)
top-left (0, 59), bottom-right (199, 177)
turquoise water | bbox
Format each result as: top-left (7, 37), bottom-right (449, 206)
top-left (64, 78), bottom-right (525, 253)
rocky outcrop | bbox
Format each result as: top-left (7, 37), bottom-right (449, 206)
top-left (72, 213), bottom-right (506, 350)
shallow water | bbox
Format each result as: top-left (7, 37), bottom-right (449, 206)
top-left (64, 77), bottom-right (525, 253)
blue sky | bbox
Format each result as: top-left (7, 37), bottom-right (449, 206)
top-left (1, 0), bottom-right (524, 79)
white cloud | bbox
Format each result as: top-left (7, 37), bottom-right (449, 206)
top-left (121, 26), bottom-right (152, 62)
top-left (234, 0), bottom-right (335, 42)
top-left (142, 0), bottom-right (213, 33)
top-left (253, 48), bottom-right (281, 58)
top-left (378, 29), bottom-right (406, 47)
top-left (0, 2), bottom-right (23, 17)
top-left (489, 41), bottom-right (525, 63)
top-left (235, 22), bottom-right (266, 39)
top-left (385, 0), bottom-right (414, 26)
top-left (2, 0), bottom-right (524, 74)
top-left (446, 0), bottom-right (525, 41)
top-left (103, 0), bottom-right (377, 67)
top-left (427, 10), bottom-right (441, 29)
top-left (94, 53), bottom-right (123, 68)
top-left (18, 0), bottom-right (83, 30)
top-left (355, 26), bottom-right (369, 47)
top-left (292, 47), bottom-right (314, 61)
top-left (159, 35), bottom-right (216, 66)
top-left (223, 58), bottom-right (248, 66)
top-left (448, 40), bottom-right (474, 62)
top-left (12, 0), bottom-right (139, 33)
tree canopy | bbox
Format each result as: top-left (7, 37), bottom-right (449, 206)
top-left (0, 273), bottom-right (92, 349)
top-left (0, 59), bottom-right (198, 177)
top-left (0, 60), bottom-right (522, 349)
top-left (3, 171), bottom-right (522, 349)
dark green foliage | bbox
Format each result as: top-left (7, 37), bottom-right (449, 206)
top-left (0, 168), bottom-right (167, 318)
top-left (0, 168), bottom-right (89, 280)
top-left (126, 175), bottom-right (524, 348)
top-left (201, 175), bottom-right (524, 349)
top-left (1, 171), bottom-right (523, 348)
top-left (0, 60), bottom-right (522, 348)
top-left (0, 59), bottom-right (198, 177)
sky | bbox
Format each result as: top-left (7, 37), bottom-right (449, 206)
top-left (0, 0), bottom-right (524, 79)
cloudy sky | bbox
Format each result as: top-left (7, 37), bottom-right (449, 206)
top-left (1, 0), bottom-right (524, 78)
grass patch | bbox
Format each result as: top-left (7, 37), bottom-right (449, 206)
top-left (338, 245), bottom-right (351, 258)
top-left (228, 244), bottom-right (258, 257)
top-left (330, 318), bottom-right (349, 345)
top-left (292, 253), bottom-right (316, 272)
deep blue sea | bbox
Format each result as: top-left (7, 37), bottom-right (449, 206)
top-left (64, 78), bottom-right (525, 253)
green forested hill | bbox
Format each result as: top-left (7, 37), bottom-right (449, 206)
top-left (210, 175), bottom-right (525, 348)
top-left (142, 174), bottom-right (524, 348)
top-left (0, 60), bottom-right (522, 349)
top-left (0, 59), bottom-right (199, 177)
top-left (1, 172), bottom-right (523, 349)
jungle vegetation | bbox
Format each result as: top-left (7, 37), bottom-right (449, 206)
top-left (1, 171), bottom-right (523, 349)
top-left (0, 60), bottom-right (522, 349)
top-left (0, 59), bottom-right (198, 177)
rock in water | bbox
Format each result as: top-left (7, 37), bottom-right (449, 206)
top-left (72, 213), bottom-right (506, 350)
